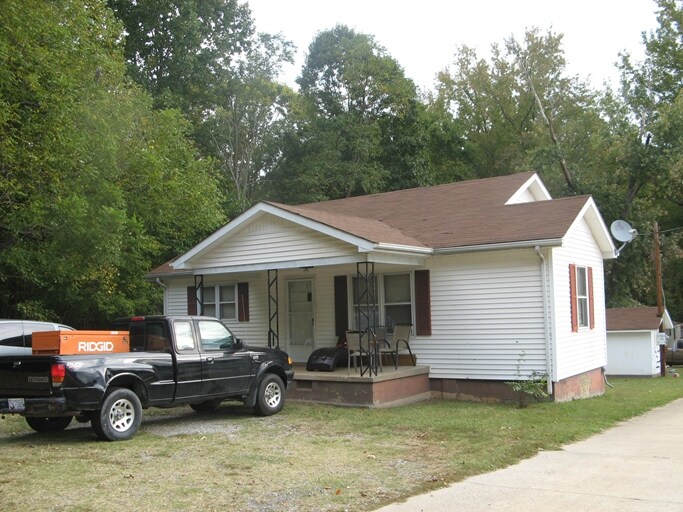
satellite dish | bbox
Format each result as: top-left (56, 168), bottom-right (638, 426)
top-left (610, 220), bottom-right (635, 243)
top-left (611, 220), bottom-right (638, 256)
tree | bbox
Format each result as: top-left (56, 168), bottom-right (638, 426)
top-left (0, 0), bottom-right (225, 326)
top-left (108, 1), bottom-right (297, 214)
top-left (264, 25), bottom-right (428, 203)
top-left (194, 32), bottom-right (295, 214)
top-left (601, 0), bottom-right (683, 318)
top-left (434, 29), bottom-right (601, 194)
top-left (107, 0), bottom-right (254, 120)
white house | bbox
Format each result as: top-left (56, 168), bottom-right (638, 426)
top-left (605, 307), bottom-right (674, 377)
top-left (148, 172), bottom-right (616, 401)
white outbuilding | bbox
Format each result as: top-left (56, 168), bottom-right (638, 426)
top-left (605, 307), bottom-right (674, 377)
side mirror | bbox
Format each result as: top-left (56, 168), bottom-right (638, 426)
top-left (234, 338), bottom-right (244, 349)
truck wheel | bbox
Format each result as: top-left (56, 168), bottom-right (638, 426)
top-left (25, 416), bottom-right (73, 433)
top-left (190, 399), bottom-right (222, 413)
top-left (92, 388), bottom-right (142, 441)
top-left (254, 374), bottom-right (285, 416)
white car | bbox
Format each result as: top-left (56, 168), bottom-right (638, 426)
top-left (0, 320), bottom-right (74, 356)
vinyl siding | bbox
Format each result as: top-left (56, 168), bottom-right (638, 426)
top-left (166, 278), bottom-right (193, 315)
top-left (195, 216), bottom-right (356, 268)
top-left (421, 249), bottom-right (547, 380)
top-left (550, 218), bottom-right (607, 380)
top-left (162, 268), bottom-right (340, 358)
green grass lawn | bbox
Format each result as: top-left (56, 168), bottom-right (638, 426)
top-left (1, 377), bottom-right (682, 512)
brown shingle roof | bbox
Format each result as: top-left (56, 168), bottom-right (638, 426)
top-left (267, 172), bottom-right (589, 249)
top-left (606, 307), bottom-right (664, 331)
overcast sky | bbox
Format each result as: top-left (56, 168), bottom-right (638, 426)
top-left (246, 0), bottom-right (659, 92)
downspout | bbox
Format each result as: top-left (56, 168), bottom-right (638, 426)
top-left (535, 246), bottom-right (554, 395)
top-left (155, 278), bottom-right (168, 315)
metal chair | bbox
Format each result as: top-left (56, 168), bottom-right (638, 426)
top-left (345, 331), bottom-right (363, 373)
top-left (386, 324), bottom-right (416, 369)
top-left (374, 326), bottom-right (390, 371)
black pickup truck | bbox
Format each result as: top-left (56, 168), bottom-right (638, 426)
top-left (0, 316), bottom-right (294, 441)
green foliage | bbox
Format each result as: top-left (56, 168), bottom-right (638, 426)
top-left (109, 1), bottom-right (295, 214)
top-left (505, 351), bottom-right (549, 408)
top-left (434, 29), bottom-right (600, 193)
top-left (0, 0), bottom-right (225, 326)
top-left (107, 0), bottom-right (254, 117)
top-left (506, 371), bottom-right (549, 408)
top-left (597, 0), bottom-right (683, 319)
top-left (264, 25), bottom-right (429, 203)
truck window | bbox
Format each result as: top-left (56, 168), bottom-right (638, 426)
top-left (197, 320), bottom-right (234, 351)
top-left (146, 322), bottom-right (170, 351)
top-left (129, 323), bottom-right (145, 351)
top-left (0, 323), bottom-right (24, 348)
top-left (173, 321), bottom-right (195, 351)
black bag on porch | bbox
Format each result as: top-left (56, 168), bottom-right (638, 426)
top-left (305, 347), bottom-right (347, 372)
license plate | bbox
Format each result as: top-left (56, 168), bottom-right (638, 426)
top-left (8, 398), bottom-right (25, 412)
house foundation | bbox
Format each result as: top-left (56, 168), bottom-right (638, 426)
top-left (552, 367), bottom-right (605, 402)
top-left (287, 365), bottom-right (431, 408)
top-left (429, 367), bottom-right (606, 403)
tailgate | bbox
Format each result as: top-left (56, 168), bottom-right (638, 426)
top-left (0, 357), bottom-right (55, 397)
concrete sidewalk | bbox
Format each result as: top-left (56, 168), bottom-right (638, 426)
top-left (376, 398), bottom-right (683, 512)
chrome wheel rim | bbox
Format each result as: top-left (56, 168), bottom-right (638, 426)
top-left (109, 398), bottom-right (135, 432)
top-left (264, 382), bottom-right (282, 408)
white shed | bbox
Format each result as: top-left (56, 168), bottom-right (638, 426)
top-left (605, 307), bottom-right (674, 377)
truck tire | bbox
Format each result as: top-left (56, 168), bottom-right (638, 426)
top-left (25, 416), bottom-right (73, 433)
top-left (92, 388), bottom-right (142, 441)
top-left (190, 398), bottom-right (222, 413)
top-left (254, 374), bottom-right (285, 416)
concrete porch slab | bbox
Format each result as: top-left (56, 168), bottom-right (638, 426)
top-left (287, 365), bottom-right (431, 408)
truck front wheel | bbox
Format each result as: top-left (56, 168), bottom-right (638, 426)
top-left (92, 388), bottom-right (142, 441)
top-left (26, 416), bottom-right (73, 433)
top-left (254, 374), bottom-right (285, 416)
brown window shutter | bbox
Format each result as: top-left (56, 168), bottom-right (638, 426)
top-left (415, 270), bottom-right (432, 336)
top-left (334, 275), bottom-right (348, 337)
top-left (238, 282), bottom-right (250, 322)
top-left (588, 267), bottom-right (595, 329)
top-left (569, 264), bottom-right (578, 332)
top-left (187, 286), bottom-right (197, 315)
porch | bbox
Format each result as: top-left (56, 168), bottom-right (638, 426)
top-left (287, 364), bottom-right (432, 408)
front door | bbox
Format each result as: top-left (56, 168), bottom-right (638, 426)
top-left (287, 279), bottom-right (314, 362)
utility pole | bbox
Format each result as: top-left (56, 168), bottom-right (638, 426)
top-left (653, 221), bottom-right (664, 318)
top-left (653, 221), bottom-right (667, 376)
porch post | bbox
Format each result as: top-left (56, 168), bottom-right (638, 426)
top-left (356, 261), bottom-right (378, 376)
top-left (194, 274), bottom-right (204, 315)
top-left (268, 269), bottom-right (279, 349)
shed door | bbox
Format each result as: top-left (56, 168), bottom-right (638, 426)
top-left (287, 280), bottom-right (314, 362)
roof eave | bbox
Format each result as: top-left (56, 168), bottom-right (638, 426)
top-left (433, 238), bottom-right (563, 255)
top-left (373, 243), bottom-right (433, 255)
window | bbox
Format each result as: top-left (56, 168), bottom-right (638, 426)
top-left (570, 264), bottom-right (594, 332)
top-left (576, 267), bottom-right (589, 327)
top-left (351, 273), bottom-right (413, 332)
top-left (173, 321), bottom-right (195, 351)
top-left (383, 273), bottom-right (412, 330)
top-left (197, 320), bottom-right (234, 351)
top-left (201, 284), bottom-right (237, 320)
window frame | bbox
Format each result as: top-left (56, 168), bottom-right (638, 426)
top-left (201, 284), bottom-right (238, 321)
top-left (575, 266), bottom-right (590, 328)
top-left (570, 263), bottom-right (594, 332)
top-left (349, 272), bottom-right (415, 333)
